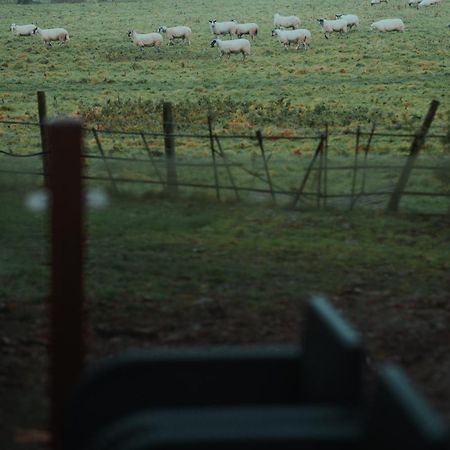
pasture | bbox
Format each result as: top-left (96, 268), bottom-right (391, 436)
top-left (0, 0), bottom-right (449, 133)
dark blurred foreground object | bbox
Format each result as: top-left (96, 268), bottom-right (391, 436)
top-left (64, 297), bottom-right (449, 450)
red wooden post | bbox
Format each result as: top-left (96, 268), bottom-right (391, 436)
top-left (47, 118), bottom-right (85, 450)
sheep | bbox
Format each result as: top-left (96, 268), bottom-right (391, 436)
top-left (317, 18), bottom-right (347, 39)
top-left (271, 28), bottom-right (311, 50)
top-left (232, 21), bottom-right (259, 39)
top-left (370, 18), bottom-right (405, 32)
top-left (209, 20), bottom-right (237, 37)
top-left (335, 14), bottom-right (359, 30)
top-left (210, 38), bottom-right (250, 59)
top-left (407, 0), bottom-right (420, 6)
top-left (10, 23), bottom-right (37, 36)
top-left (32, 27), bottom-right (70, 46)
top-left (370, 0), bottom-right (388, 4)
top-left (418, 0), bottom-right (442, 7)
top-left (127, 30), bottom-right (163, 48)
top-left (157, 26), bottom-right (192, 45)
top-left (273, 13), bottom-right (301, 29)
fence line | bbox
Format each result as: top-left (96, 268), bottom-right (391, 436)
top-left (0, 98), bottom-right (449, 214)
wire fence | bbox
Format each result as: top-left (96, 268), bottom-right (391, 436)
top-left (0, 102), bottom-right (449, 214)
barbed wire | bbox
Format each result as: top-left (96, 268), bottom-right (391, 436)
top-left (0, 119), bottom-right (447, 140)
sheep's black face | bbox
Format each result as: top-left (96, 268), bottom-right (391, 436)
top-left (317, 19), bottom-right (325, 25)
top-left (210, 39), bottom-right (217, 48)
top-left (127, 30), bottom-right (132, 37)
top-left (32, 27), bottom-right (38, 34)
top-left (271, 29), bottom-right (277, 36)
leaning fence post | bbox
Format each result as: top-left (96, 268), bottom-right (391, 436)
top-left (46, 118), bottom-right (85, 450)
top-left (37, 91), bottom-right (49, 188)
top-left (291, 134), bottom-right (325, 209)
top-left (163, 102), bottom-right (178, 195)
top-left (256, 130), bottom-right (276, 204)
top-left (323, 124), bottom-right (329, 208)
top-left (214, 134), bottom-right (240, 201)
top-left (207, 114), bottom-right (221, 201)
top-left (92, 128), bottom-right (118, 193)
top-left (387, 100), bottom-right (439, 212)
top-left (350, 126), bottom-right (361, 210)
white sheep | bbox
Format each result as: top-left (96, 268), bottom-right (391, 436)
top-left (128, 30), bottom-right (163, 48)
top-left (32, 27), bottom-right (70, 46)
top-left (371, 0), bottom-right (388, 4)
top-left (210, 38), bottom-right (250, 59)
top-left (418, 0), bottom-right (442, 7)
top-left (335, 14), bottom-right (359, 30)
top-left (271, 28), bottom-right (311, 50)
top-left (209, 20), bottom-right (237, 37)
top-left (371, 18), bottom-right (405, 32)
top-left (317, 18), bottom-right (347, 39)
top-left (273, 13), bottom-right (301, 29)
top-left (10, 23), bottom-right (37, 36)
top-left (157, 26), bottom-right (192, 45)
top-left (232, 21), bottom-right (259, 39)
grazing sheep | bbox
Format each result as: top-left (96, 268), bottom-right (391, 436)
top-left (271, 28), bottom-right (311, 50)
top-left (232, 21), bottom-right (259, 39)
top-left (10, 23), bottom-right (37, 36)
top-left (371, 0), bottom-right (388, 4)
top-left (210, 38), bottom-right (250, 59)
top-left (209, 20), bottom-right (237, 37)
top-left (273, 13), bottom-right (301, 29)
top-left (408, 0), bottom-right (420, 6)
top-left (317, 18), bottom-right (347, 39)
top-left (32, 27), bottom-right (69, 46)
top-left (371, 18), bottom-right (405, 32)
top-left (127, 30), bottom-right (163, 48)
top-left (335, 14), bottom-right (359, 30)
top-left (418, 0), bottom-right (442, 6)
top-left (158, 26), bottom-right (192, 45)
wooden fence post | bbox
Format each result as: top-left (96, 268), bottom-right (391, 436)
top-left (387, 100), bottom-right (439, 212)
top-left (37, 91), bottom-right (49, 188)
top-left (291, 134), bottom-right (325, 209)
top-left (207, 114), bottom-right (221, 201)
top-left (92, 128), bottom-right (118, 193)
top-left (350, 126), bottom-right (361, 210)
top-left (163, 102), bottom-right (178, 195)
top-left (256, 130), bottom-right (276, 204)
top-left (47, 118), bottom-right (85, 450)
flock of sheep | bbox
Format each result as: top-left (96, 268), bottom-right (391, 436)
top-left (9, 0), bottom-right (449, 60)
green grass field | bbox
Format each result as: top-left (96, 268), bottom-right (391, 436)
top-left (0, 0), bottom-right (449, 132)
top-left (0, 0), bottom-right (449, 213)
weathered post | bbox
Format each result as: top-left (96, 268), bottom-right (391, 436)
top-left (350, 126), bottom-right (361, 210)
top-left (291, 134), bottom-right (325, 209)
top-left (256, 130), bottom-right (276, 204)
top-left (163, 102), bottom-right (178, 195)
top-left (207, 114), bottom-right (221, 201)
top-left (387, 100), bottom-right (439, 212)
top-left (47, 118), bottom-right (85, 450)
top-left (37, 91), bottom-right (49, 188)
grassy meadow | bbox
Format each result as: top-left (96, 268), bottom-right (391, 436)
top-left (0, 0), bottom-right (449, 133)
top-left (1, 0), bottom-right (449, 212)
